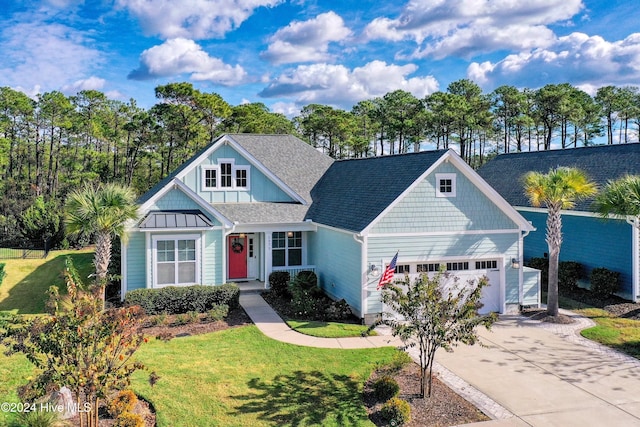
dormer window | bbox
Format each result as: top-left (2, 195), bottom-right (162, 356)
top-left (202, 159), bottom-right (250, 191)
top-left (435, 173), bottom-right (456, 197)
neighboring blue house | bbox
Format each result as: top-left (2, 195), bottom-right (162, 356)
top-left (478, 143), bottom-right (640, 301)
top-left (123, 134), bottom-right (538, 323)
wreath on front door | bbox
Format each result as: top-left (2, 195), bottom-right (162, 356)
top-left (231, 241), bottom-right (244, 253)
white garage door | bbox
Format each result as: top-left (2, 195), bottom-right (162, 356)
top-left (382, 260), bottom-right (502, 317)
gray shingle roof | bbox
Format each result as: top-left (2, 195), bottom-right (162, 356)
top-left (214, 203), bottom-right (310, 224)
top-left (477, 143), bottom-right (640, 211)
top-left (305, 150), bottom-right (447, 232)
top-left (227, 134), bottom-right (334, 203)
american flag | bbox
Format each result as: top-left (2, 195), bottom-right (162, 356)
top-left (377, 252), bottom-right (398, 289)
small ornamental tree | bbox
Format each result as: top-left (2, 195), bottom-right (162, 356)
top-left (1, 258), bottom-right (147, 427)
top-left (373, 270), bottom-right (497, 398)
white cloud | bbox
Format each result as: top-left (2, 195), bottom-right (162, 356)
top-left (115, 0), bottom-right (283, 40)
top-left (365, 0), bottom-right (584, 58)
top-left (467, 32), bottom-right (640, 88)
top-left (61, 76), bottom-right (106, 94)
top-left (270, 101), bottom-right (299, 117)
top-left (259, 60), bottom-right (438, 107)
top-left (262, 11), bottom-right (352, 64)
top-left (129, 38), bottom-right (247, 85)
top-left (0, 21), bottom-right (102, 96)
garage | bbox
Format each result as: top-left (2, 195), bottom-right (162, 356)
top-left (382, 259), bottom-right (503, 317)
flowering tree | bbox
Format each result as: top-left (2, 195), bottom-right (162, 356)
top-left (1, 259), bottom-right (147, 427)
top-left (373, 270), bottom-right (497, 398)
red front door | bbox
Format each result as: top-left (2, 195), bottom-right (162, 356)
top-left (228, 236), bottom-right (247, 279)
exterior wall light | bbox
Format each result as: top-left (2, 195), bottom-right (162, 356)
top-left (369, 264), bottom-right (380, 278)
top-left (511, 258), bottom-right (521, 269)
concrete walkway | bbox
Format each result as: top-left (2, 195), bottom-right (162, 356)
top-left (239, 292), bottom-right (640, 426)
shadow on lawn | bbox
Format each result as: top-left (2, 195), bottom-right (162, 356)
top-left (231, 370), bottom-right (366, 426)
top-left (0, 253), bottom-right (93, 314)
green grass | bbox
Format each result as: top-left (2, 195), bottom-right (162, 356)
top-left (559, 296), bottom-right (640, 359)
top-left (133, 325), bottom-right (397, 427)
top-left (286, 320), bottom-right (376, 338)
top-left (0, 249), bottom-right (94, 314)
top-left (1, 326), bottom-right (399, 427)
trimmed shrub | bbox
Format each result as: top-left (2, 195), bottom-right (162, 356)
top-left (373, 375), bottom-right (400, 401)
top-left (385, 351), bottom-right (412, 373)
top-left (108, 389), bottom-right (138, 418)
top-left (124, 284), bottom-right (239, 315)
top-left (17, 408), bottom-right (62, 427)
top-left (324, 299), bottom-right (353, 321)
top-left (590, 268), bottom-right (620, 298)
top-left (294, 270), bottom-right (318, 289)
top-left (558, 261), bottom-right (584, 292)
top-left (290, 285), bottom-right (326, 318)
top-left (380, 397), bottom-right (411, 425)
top-left (114, 412), bottom-right (145, 427)
top-left (0, 263), bottom-right (5, 287)
top-left (269, 271), bottom-right (291, 298)
top-left (526, 257), bottom-right (548, 290)
top-left (207, 304), bottom-right (229, 321)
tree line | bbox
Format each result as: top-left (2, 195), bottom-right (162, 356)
top-left (1, 79), bottom-right (639, 247)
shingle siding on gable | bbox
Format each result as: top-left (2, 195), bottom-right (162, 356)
top-left (523, 211), bottom-right (633, 298)
top-left (371, 163), bottom-right (518, 234)
top-left (307, 227), bottom-right (363, 315)
top-left (149, 189), bottom-right (220, 226)
top-left (182, 143), bottom-right (296, 204)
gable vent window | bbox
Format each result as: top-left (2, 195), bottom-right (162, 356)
top-left (435, 173), bottom-right (457, 197)
top-left (201, 159), bottom-right (250, 191)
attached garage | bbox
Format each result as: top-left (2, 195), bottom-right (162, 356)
top-left (382, 259), bottom-right (503, 316)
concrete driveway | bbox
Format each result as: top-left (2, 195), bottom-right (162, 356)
top-left (430, 313), bottom-right (640, 426)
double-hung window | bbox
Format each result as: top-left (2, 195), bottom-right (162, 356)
top-left (153, 235), bottom-right (199, 287)
top-left (272, 232), bottom-right (302, 267)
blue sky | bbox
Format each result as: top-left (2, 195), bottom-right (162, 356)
top-left (1, 0), bottom-right (639, 115)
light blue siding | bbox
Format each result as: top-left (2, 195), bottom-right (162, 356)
top-left (182, 144), bottom-right (296, 203)
top-left (202, 229), bottom-right (223, 284)
top-left (522, 211), bottom-right (633, 299)
top-left (307, 227), bottom-right (363, 315)
top-left (523, 267), bottom-right (541, 306)
top-left (125, 232), bottom-right (146, 291)
top-left (371, 163), bottom-right (518, 234)
top-left (366, 232), bottom-right (521, 314)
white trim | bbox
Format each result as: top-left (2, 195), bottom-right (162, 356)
top-left (151, 234), bottom-right (201, 288)
top-left (232, 222), bottom-right (317, 233)
top-left (145, 232), bottom-right (152, 289)
top-left (435, 173), bottom-right (457, 198)
top-left (630, 217), bottom-right (639, 302)
top-left (139, 178), bottom-right (233, 229)
top-left (174, 134), bottom-right (307, 204)
top-left (367, 229), bottom-right (521, 238)
top-left (361, 150), bottom-right (535, 235)
top-left (313, 221), bottom-right (359, 235)
top-left (516, 206), bottom-right (609, 218)
top-left (121, 239), bottom-right (127, 301)
top-left (201, 165), bottom-right (219, 191)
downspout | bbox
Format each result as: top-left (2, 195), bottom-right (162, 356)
top-left (626, 216), bottom-right (639, 302)
top-left (353, 233), bottom-right (367, 319)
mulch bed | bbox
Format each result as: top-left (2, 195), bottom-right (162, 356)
top-left (522, 287), bottom-right (640, 323)
top-left (364, 363), bottom-right (489, 426)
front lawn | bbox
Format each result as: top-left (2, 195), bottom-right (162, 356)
top-left (287, 320), bottom-right (375, 338)
top-left (1, 325), bottom-right (398, 426)
top-left (133, 325), bottom-right (397, 427)
top-left (0, 249), bottom-right (94, 314)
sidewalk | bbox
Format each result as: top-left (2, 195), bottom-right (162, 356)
top-left (239, 291), bottom-right (640, 426)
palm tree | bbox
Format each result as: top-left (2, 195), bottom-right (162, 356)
top-left (523, 167), bottom-right (597, 316)
top-left (594, 175), bottom-right (640, 222)
top-left (65, 183), bottom-right (138, 305)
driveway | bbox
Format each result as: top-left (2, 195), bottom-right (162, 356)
top-left (429, 313), bottom-right (640, 426)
